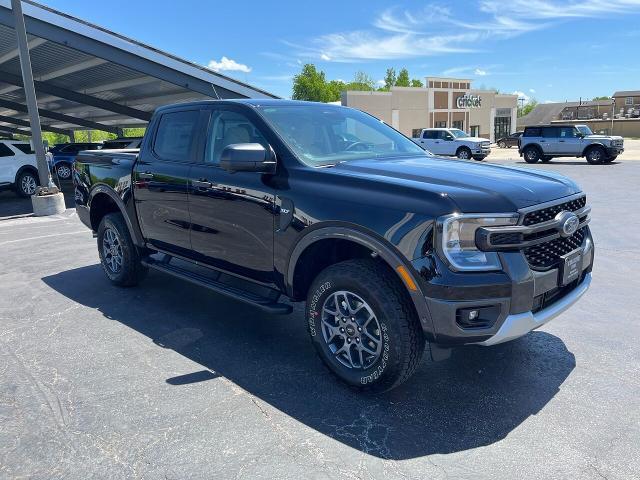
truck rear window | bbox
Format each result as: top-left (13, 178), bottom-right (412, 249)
top-left (153, 110), bottom-right (199, 162)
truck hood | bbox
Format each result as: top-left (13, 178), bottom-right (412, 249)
top-left (333, 155), bottom-right (581, 212)
top-left (586, 134), bottom-right (623, 141)
top-left (461, 137), bottom-right (490, 144)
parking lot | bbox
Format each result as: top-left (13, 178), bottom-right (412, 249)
top-left (1, 155), bottom-right (639, 479)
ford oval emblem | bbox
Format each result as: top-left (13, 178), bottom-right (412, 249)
top-left (556, 211), bottom-right (580, 237)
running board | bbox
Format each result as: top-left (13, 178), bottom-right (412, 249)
top-left (141, 256), bottom-right (292, 315)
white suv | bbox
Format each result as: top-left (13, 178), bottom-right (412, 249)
top-left (413, 128), bottom-right (491, 161)
top-left (0, 140), bottom-right (47, 197)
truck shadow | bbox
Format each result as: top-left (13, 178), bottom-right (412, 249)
top-left (42, 264), bottom-right (576, 460)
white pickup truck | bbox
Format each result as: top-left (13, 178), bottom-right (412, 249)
top-left (413, 128), bottom-right (491, 161)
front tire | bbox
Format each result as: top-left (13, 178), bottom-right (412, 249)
top-left (604, 155), bottom-right (617, 163)
top-left (586, 146), bottom-right (605, 165)
top-left (15, 170), bottom-right (39, 197)
top-left (456, 147), bottom-right (472, 160)
top-left (306, 259), bottom-right (425, 393)
top-left (541, 156), bottom-right (553, 163)
top-left (97, 212), bottom-right (147, 287)
top-left (498, 140), bottom-right (506, 148)
top-left (523, 146), bottom-right (541, 163)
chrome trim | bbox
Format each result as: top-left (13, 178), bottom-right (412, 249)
top-left (477, 273), bottom-right (591, 346)
top-left (516, 192), bottom-right (586, 217)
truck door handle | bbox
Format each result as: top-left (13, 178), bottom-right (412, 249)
top-left (138, 171), bottom-right (154, 179)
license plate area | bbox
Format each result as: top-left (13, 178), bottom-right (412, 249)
top-left (560, 248), bottom-right (583, 286)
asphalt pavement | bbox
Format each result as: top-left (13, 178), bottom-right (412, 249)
top-left (0, 158), bottom-right (638, 479)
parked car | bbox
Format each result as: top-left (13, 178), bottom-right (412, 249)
top-left (75, 100), bottom-right (593, 392)
top-left (50, 142), bottom-right (102, 180)
top-left (496, 131), bottom-right (523, 148)
top-left (101, 137), bottom-right (143, 150)
top-left (412, 128), bottom-right (491, 160)
top-left (519, 124), bottom-right (624, 164)
top-left (0, 140), bottom-right (50, 197)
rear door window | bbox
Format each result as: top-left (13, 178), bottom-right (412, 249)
top-left (14, 143), bottom-right (34, 154)
top-left (422, 130), bottom-right (436, 139)
top-left (0, 143), bottom-right (14, 156)
top-left (153, 110), bottom-right (199, 162)
top-left (542, 127), bottom-right (560, 138)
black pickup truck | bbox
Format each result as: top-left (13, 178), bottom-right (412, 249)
top-left (74, 99), bottom-right (593, 392)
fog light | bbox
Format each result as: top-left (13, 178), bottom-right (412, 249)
top-left (456, 305), bottom-right (500, 329)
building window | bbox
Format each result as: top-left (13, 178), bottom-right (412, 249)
top-left (452, 120), bottom-right (463, 130)
top-left (494, 116), bottom-right (511, 141)
top-left (435, 121), bottom-right (447, 128)
top-left (626, 97), bottom-right (633, 106)
top-left (412, 128), bottom-right (426, 138)
top-left (470, 125), bottom-right (480, 137)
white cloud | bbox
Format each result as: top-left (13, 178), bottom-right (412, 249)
top-left (513, 90), bottom-right (531, 103)
top-left (475, 68), bottom-right (487, 76)
top-left (207, 56), bottom-right (251, 73)
top-left (376, 79), bottom-right (386, 87)
top-left (320, 53), bottom-right (331, 61)
top-left (292, 1), bottom-right (640, 61)
top-left (529, 88), bottom-right (536, 93)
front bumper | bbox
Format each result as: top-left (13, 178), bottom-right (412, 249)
top-left (474, 146), bottom-right (491, 156)
top-left (606, 146), bottom-right (623, 156)
top-left (412, 228), bottom-right (594, 346)
top-left (478, 273), bottom-right (591, 346)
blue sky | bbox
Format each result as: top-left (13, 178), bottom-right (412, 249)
top-left (41, 0), bottom-right (640, 102)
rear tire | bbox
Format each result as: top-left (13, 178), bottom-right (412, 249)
top-left (456, 147), bottom-right (472, 160)
top-left (306, 259), bottom-right (425, 393)
top-left (523, 146), bottom-right (541, 164)
top-left (472, 156), bottom-right (485, 161)
top-left (498, 141), bottom-right (506, 148)
top-left (55, 162), bottom-right (72, 180)
top-left (97, 212), bottom-right (147, 287)
top-left (586, 146), bottom-right (605, 165)
top-left (15, 170), bottom-right (39, 197)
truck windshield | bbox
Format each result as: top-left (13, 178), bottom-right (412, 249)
top-left (257, 105), bottom-right (427, 166)
top-left (577, 125), bottom-right (593, 136)
top-left (449, 129), bottom-right (469, 138)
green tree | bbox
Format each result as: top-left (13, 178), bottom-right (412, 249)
top-left (410, 78), bottom-right (424, 88)
top-left (395, 68), bottom-right (410, 87)
top-left (382, 68), bottom-right (396, 90)
top-left (292, 64), bottom-right (331, 102)
top-left (519, 99), bottom-right (538, 117)
top-left (592, 96), bottom-right (611, 101)
top-left (346, 71), bottom-right (375, 91)
top-left (326, 79), bottom-right (346, 102)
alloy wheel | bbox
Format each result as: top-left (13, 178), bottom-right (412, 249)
top-left (458, 149), bottom-right (470, 159)
top-left (57, 164), bottom-right (72, 179)
top-left (21, 174), bottom-right (37, 195)
top-left (102, 227), bottom-right (123, 273)
top-left (320, 290), bottom-right (383, 370)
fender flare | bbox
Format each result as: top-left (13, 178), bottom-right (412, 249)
top-left (286, 225), bottom-right (436, 341)
top-left (88, 185), bottom-right (144, 246)
top-left (582, 143), bottom-right (606, 157)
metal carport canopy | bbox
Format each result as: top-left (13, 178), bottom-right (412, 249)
top-left (0, 0), bottom-right (277, 136)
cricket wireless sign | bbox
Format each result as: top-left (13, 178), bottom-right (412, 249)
top-left (456, 94), bottom-right (482, 108)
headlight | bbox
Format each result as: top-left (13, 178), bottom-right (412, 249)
top-left (437, 214), bottom-right (518, 271)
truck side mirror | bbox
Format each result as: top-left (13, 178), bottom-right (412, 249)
top-left (220, 143), bottom-right (276, 174)
top-left (444, 135), bottom-right (454, 141)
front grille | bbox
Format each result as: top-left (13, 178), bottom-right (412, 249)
top-left (490, 232), bottom-right (523, 245)
top-left (523, 196), bottom-right (586, 226)
top-left (524, 227), bottom-right (586, 270)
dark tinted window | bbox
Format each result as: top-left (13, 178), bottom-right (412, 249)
top-left (423, 130), bottom-right (437, 139)
top-left (14, 143), bottom-right (34, 154)
top-left (511, 132), bottom-right (522, 138)
top-left (0, 143), bottom-right (14, 157)
top-left (85, 144), bottom-right (101, 150)
top-left (542, 127), bottom-right (560, 138)
top-left (524, 127), bottom-right (541, 137)
top-left (153, 110), bottom-right (199, 161)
